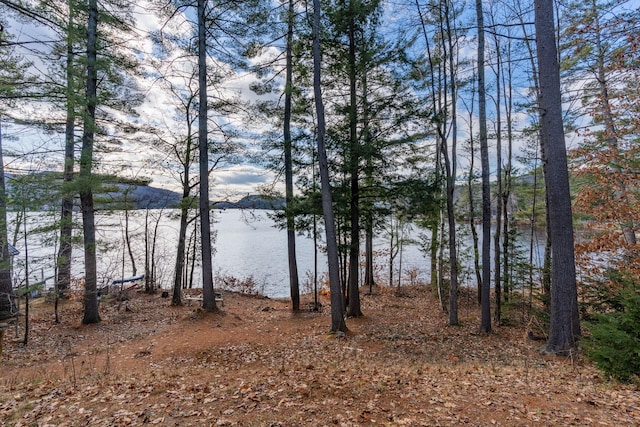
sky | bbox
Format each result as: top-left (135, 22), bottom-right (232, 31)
top-left (1, 0), bottom-right (282, 200)
top-left (2, 0), bottom-right (640, 200)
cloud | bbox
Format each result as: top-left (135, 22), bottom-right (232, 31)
top-left (211, 165), bottom-right (280, 200)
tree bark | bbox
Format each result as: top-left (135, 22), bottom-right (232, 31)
top-left (0, 121), bottom-right (15, 321)
top-left (465, 95), bottom-right (482, 305)
top-left (535, 0), bottom-right (581, 354)
top-left (442, 0), bottom-right (458, 327)
top-left (172, 116), bottom-right (194, 303)
top-left (346, 1), bottom-right (362, 318)
top-left (284, 0), bottom-right (300, 311)
top-left (172, 201), bottom-right (188, 305)
top-left (198, 0), bottom-right (217, 311)
top-left (124, 197), bottom-right (137, 276)
top-left (493, 36), bottom-right (503, 324)
top-left (56, 10), bottom-right (76, 299)
top-left (80, 0), bottom-right (100, 324)
top-left (312, 0), bottom-right (346, 333)
top-left (502, 36), bottom-right (514, 305)
top-left (477, 0), bottom-right (491, 333)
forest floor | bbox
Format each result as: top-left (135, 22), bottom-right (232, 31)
top-left (0, 284), bottom-right (639, 426)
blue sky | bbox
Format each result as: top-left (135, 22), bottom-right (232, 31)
top-left (2, 0), bottom-right (639, 199)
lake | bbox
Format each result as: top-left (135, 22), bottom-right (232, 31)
top-left (10, 209), bottom-right (543, 299)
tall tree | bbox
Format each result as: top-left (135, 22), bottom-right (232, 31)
top-left (0, 6), bottom-right (60, 320)
top-left (0, 121), bottom-right (14, 320)
top-left (314, 0), bottom-right (420, 313)
top-left (499, 19), bottom-right (515, 306)
top-left (511, 0), bottom-right (552, 307)
top-left (490, 17), bottom-right (503, 324)
top-left (476, 0), bottom-right (491, 333)
top-left (438, 0), bottom-right (460, 326)
top-left (564, 1), bottom-right (640, 300)
top-left (311, 0), bottom-right (346, 333)
top-left (283, 0), bottom-right (300, 311)
top-left (154, 0), bottom-right (268, 309)
top-left (345, 0), bottom-right (363, 318)
top-left (459, 65), bottom-right (482, 305)
top-left (534, 0), bottom-right (581, 353)
top-left (79, 0), bottom-right (100, 324)
top-left (196, 0), bottom-right (217, 311)
top-left (415, 0), bottom-right (443, 301)
top-left (154, 69), bottom-right (200, 306)
top-left (0, 18), bottom-right (29, 320)
top-left (55, 0), bottom-right (83, 299)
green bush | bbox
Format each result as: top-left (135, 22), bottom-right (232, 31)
top-left (584, 283), bottom-right (640, 383)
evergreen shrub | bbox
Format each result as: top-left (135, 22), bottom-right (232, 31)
top-left (584, 281), bottom-right (640, 383)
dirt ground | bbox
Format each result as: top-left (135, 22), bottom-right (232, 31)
top-left (0, 285), bottom-right (639, 426)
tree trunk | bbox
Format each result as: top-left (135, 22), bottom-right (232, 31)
top-left (442, 143), bottom-right (458, 326)
top-left (172, 122), bottom-right (194, 303)
top-left (124, 200), bottom-right (137, 276)
top-left (465, 65), bottom-right (482, 305)
top-left (493, 38), bottom-right (503, 324)
top-left (363, 117), bottom-right (375, 293)
top-left (415, 0), bottom-right (441, 299)
top-left (517, 6), bottom-right (548, 310)
top-left (172, 203), bottom-right (188, 305)
top-left (535, 0), bottom-right (581, 354)
top-left (347, 170), bottom-right (362, 316)
top-left (150, 209), bottom-right (162, 293)
top-left (467, 123), bottom-right (482, 306)
top-left (346, 3), bottom-right (362, 318)
top-left (0, 121), bottom-right (15, 321)
top-left (198, 0), bottom-right (217, 311)
top-left (80, 0), bottom-right (100, 324)
top-left (364, 218), bottom-right (374, 292)
top-left (284, 0), bottom-right (300, 311)
top-left (145, 209), bottom-right (151, 293)
top-left (22, 212), bottom-right (29, 345)
top-left (502, 36), bottom-right (514, 305)
top-left (56, 11), bottom-right (76, 299)
top-left (477, 0), bottom-right (491, 333)
top-left (442, 0), bottom-right (458, 327)
top-left (312, 0), bottom-right (346, 333)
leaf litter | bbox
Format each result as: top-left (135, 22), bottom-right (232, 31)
top-left (0, 286), bottom-right (639, 426)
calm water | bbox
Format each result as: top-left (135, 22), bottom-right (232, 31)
top-left (11, 209), bottom-right (542, 299)
top-left (211, 210), bottom-right (429, 297)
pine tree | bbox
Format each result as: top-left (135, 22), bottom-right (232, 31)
top-left (535, 0), bottom-right (581, 354)
top-left (0, 17), bottom-right (34, 320)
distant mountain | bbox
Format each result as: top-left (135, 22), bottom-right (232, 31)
top-left (6, 171), bottom-right (283, 211)
top-left (214, 194), bottom-right (285, 210)
top-left (104, 186), bottom-right (284, 210)
top-left (105, 184), bottom-right (183, 209)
